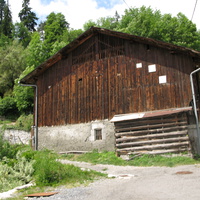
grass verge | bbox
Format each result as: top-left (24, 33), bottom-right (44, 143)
top-left (61, 150), bottom-right (200, 167)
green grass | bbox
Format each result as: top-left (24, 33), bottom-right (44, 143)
top-left (0, 119), bottom-right (13, 125)
top-left (61, 150), bottom-right (200, 167)
top-left (31, 149), bottom-right (105, 187)
top-left (0, 147), bottom-right (106, 199)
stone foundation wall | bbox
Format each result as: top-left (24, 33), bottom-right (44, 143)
top-left (38, 120), bottom-right (115, 152)
top-left (3, 129), bottom-right (30, 145)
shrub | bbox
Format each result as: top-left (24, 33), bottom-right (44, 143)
top-left (33, 150), bottom-right (69, 186)
top-left (0, 132), bottom-right (22, 160)
top-left (0, 96), bottom-right (19, 118)
top-left (15, 114), bottom-right (33, 131)
top-left (33, 150), bottom-right (105, 187)
top-left (0, 151), bottom-right (34, 193)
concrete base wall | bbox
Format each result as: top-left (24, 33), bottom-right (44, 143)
top-left (38, 120), bottom-right (115, 152)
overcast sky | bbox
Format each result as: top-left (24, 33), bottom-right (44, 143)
top-left (9, 0), bottom-right (200, 30)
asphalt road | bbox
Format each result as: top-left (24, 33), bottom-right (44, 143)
top-left (26, 160), bottom-right (200, 200)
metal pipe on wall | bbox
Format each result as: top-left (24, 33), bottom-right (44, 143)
top-left (18, 81), bottom-right (38, 151)
top-left (190, 67), bottom-right (200, 154)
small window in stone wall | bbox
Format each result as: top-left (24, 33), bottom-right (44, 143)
top-left (95, 129), bottom-right (102, 140)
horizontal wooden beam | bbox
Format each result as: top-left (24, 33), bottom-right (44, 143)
top-left (126, 148), bottom-right (191, 156)
top-left (115, 125), bottom-right (188, 137)
top-left (115, 121), bottom-right (187, 133)
top-left (116, 136), bottom-right (189, 148)
top-left (116, 141), bottom-right (189, 152)
top-left (114, 116), bottom-right (187, 128)
top-left (116, 130), bottom-right (188, 143)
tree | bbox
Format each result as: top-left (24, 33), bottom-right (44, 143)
top-left (0, 41), bottom-right (27, 97)
top-left (26, 32), bottom-right (48, 68)
top-left (83, 12), bottom-right (120, 31)
top-left (0, 0), bottom-right (5, 25)
top-left (0, 33), bottom-right (11, 48)
top-left (167, 13), bottom-right (200, 50)
top-left (83, 19), bottom-right (97, 31)
top-left (13, 22), bottom-right (31, 47)
top-left (43, 12), bottom-right (69, 57)
top-left (118, 6), bottom-right (162, 39)
top-left (0, 95), bottom-right (19, 117)
top-left (61, 28), bottom-right (83, 44)
top-left (1, 2), bottom-right (13, 38)
top-left (117, 6), bottom-right (200, 51)
top-left (13, 65), bottom-right (35, 114)
top-left (18, 0), bottom-right (38, 32)
top-left (0, 0), bottom-right (12, 44)
top-left (44, 12), bottom-right (69, 45)
top-left (37, 21), bottom-right (45, 40)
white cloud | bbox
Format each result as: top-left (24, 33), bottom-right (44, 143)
top-left (9, 0), bottom-right (200, 30)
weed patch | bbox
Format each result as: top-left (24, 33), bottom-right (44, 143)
top-left (62, 151), bottom-right (200, 167)
top-left (33, 150), bottom-right (105, 187)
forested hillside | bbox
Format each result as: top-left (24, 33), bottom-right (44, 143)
top-left (1, 0), bottom-right (200, 121)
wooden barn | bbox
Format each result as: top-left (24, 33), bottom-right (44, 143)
top-left (20, 27), bottom-right (200, 156)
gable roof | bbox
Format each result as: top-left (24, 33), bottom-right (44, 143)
top-left (20, 26), bottom-right (200, 84)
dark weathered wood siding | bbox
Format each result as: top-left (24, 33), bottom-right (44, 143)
top-left (37, 33), bottom-right (196, 127)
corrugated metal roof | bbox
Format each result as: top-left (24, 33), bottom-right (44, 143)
top-left (20, 27), bottom-right (200, 84)
top-left (110, 107), bottom-right (192, 122)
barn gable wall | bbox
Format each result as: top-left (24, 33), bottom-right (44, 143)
top-left (37, 33), bottom-right (196, 127)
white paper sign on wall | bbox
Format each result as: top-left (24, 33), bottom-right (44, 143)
top-left (148, 64), bottom-right (156, 72)
top-left (136, 63), bottom-right (142, 68)
top-left (159, 75), bottom-right (167, 84)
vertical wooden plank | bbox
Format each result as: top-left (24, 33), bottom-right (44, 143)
top-left (103, 59), bottom-right (109, 119)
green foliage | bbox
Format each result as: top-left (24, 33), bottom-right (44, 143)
top-left (0, 0), bottom-right (5, 23)
top-left (83, 19), bottom-right (97, 30)
top-left (0, 1), bottom-right (13, 39)
top-left (18, 0), bottom-right (38, 32)
top-left (50, 40), bottom-right (67, 55)
top-left (26, 32), bottom-right (48, 67)
top-left (44, 12), bottom-right (69, 54)
top-left (118, 6), bottom-right (200, 50)
top-left (94, 12), bottom-right (120, 30)
top-left (15, 114), bottom-right (33, 131)
top-left (13, 66), bottom-right (35, 114)
top-left (70, 150), bottom-right (125, 165)
top-left (13, 22), bottom-right (31, 47)
top-left (64, 151), bottom-right (200, 167)
top-left (0, 41), bottom-right (27, 97)
top-left (61, 28), bottom-right (84, 44)
top-left (33, 153), bottom-right (68, 186)
top-left (0, 151), bottom-right (34, 193)
top-left (33, 150), bottom-right (105, 187)
top-left (0, 96), bottom-right (19, 118)
top-left (84, 6), bottom-right (200, 51)
top-left (0, 33), bottom-right (11, 48)
top-left (0, 133), bottom-right (22, 160)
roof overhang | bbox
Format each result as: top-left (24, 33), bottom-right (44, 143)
top-left (110, 107), bottom-right (192, 122)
